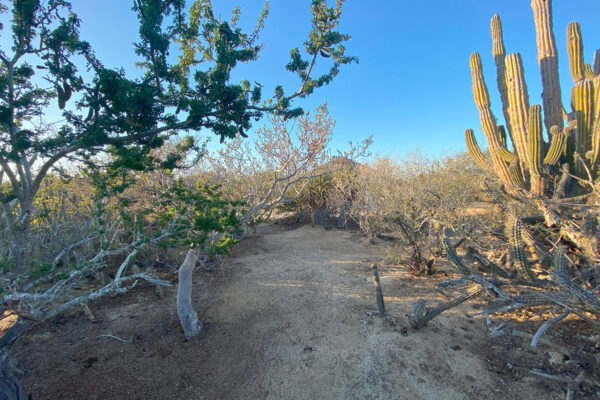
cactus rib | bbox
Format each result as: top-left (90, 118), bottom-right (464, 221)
top-left (527, 104), bottom-right (544, 175)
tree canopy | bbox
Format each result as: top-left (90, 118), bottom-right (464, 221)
top-left (0, 0), bottom-right (356, 270)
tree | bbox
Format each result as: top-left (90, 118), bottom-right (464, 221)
top-left (0, 0), bottom-right (356, 273)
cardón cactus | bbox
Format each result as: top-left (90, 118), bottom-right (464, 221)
top-left (465, 0), bottom-right (600, 197)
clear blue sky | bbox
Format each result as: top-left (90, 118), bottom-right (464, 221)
top-left (12, 1), bottom-right (600, 157)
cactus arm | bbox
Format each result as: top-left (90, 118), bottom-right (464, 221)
top-left (583, 64), bottom-right (595, 80)
top-left (411, 288), bottom-right (483, 329)
top-left (496, 147), bottom-right (518, 163)
top-left (571, 80), bottom-right (594, 157)
top-left (494, 125), bottom-right (522, 168)
top-left (543, 126), bottom-right (566, 165)
top-left (527, 105), bottom-right (544, 175)
top-left (510, 215), bottom-right (537, 281)
top-left (471, 52), bottom-right (491, 111)
top-left (567, 22), bottom-right (585, 83)
top-left (470, 52), bottom-right (518, 188)
top-left (531, 0), bottom-right (563, 133)
top-left (443, 238), bottom-right (470, 276)
top-left (491, 14), bottom-right (506, 64)
top-left (464, 129), bottom-right (491, 169)
top-left (505, 52), bottom-right (531, 165)
top-left (527, 104), bottom-right (545, 195)
top-left (491, 14), bottom-right (513, 136)
top-left (507, 160), bottom-right (527, 189)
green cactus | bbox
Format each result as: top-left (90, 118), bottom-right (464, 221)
top-left (508, 213), bottom-right (536, 281)
top-left (465, 0), bottom-right (600, 197)
top-left (371, 263), bottom-right (386, 316)
top-left (464, 129), bottom-right (490, 169)
top-left (468, 52), bottom-right (523, 189)
top-left (443, 238), bottom-right (470, 276)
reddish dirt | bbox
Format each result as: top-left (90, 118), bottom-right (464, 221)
top-left (5, 222), bottom-right (597, 399)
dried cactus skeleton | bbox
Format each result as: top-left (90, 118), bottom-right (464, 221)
top-left (414, 226), bottom-right (600, 328)
top-left (465, 0), bottom-right (600, 197)
top-left (410, 209), bottom-right (600, 393)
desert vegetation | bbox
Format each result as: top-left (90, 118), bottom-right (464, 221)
top-left (408, 1), bottom-right (600, 396)
top-left (0, 0), bottom-right (599, 399)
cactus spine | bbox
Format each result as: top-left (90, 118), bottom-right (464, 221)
top-left (465, 0), bottom-right (600, 197)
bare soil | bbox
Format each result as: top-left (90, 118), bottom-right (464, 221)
top-left (4, 221), bottom-right (593, 399)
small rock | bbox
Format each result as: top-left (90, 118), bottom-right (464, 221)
top-left (82, 357), bottom-right (98, 368)
top-left (451, 345), bottom-right (462, 351)
top-left (303, 346), bottom-right (313, 353)
top-left (546, 350), bottom-right (564, 365)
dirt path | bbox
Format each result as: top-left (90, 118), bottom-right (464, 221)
top-left (11, 223), bottom-right (559, 399)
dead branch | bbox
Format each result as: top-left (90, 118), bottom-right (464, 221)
top-left (176, 249), bottom-right (203, 340)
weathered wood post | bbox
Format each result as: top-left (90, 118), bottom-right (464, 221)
top-left (177, 250), bottom-right (203, 340)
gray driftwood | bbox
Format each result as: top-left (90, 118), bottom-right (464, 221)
top-left (177, 250), bottom-right (203, 340)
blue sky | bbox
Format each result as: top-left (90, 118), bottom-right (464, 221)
top-left (8, 1), bottom-right (600, 158)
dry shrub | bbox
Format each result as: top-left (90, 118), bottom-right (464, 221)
top-left (344, 151), bottom-right (493, 274)
top-left (200, 104), bottom-right (370, 231)
top-left (0, 175), bottom-right (95, 273)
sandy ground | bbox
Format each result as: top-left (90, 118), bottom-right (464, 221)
top-left (6, 222), bottom-right (574, 399)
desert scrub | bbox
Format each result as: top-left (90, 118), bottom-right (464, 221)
top-left (276, 157), bottom-right (358, 228)
top-left (0, 0), bottom-right (357, 327)
top-left (414, 1), bottom-right (600, 394)
top-left (347, 151), bottom-right (493, 275)
top-left (1, 175), bottom-right (96, 273)
top-left (200, 104), bottom-right (370, 232)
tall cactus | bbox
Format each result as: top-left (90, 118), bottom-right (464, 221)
top-left (465, 0), bottom-right (600, 197)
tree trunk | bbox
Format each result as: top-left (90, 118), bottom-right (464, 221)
top-left (176, 250), bottom-right (203, 340)
top-left (337, 203), bottom-right (349, 229)
top-left (0, 318), bottom-right (32, 400)
top-left (310, 201), bottom-right (330, 228)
